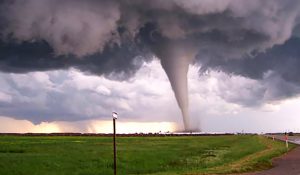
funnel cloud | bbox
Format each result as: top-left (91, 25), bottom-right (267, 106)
top-left (1, 1), bottom-right (300, 131)
top-left (160, 51), bottom-right (193, 131)
top-left (149, 40), bottom-right (198, 131)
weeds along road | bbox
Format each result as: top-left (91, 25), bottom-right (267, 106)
top-left (240, 135), bottom-right (300, 175)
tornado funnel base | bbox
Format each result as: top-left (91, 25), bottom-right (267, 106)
top-left (183, 128), bottom-right (201, 132)
top-left (183, 121), bottom-right (201, 132)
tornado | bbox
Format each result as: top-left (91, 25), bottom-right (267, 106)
top-left (154, 43), bottom-right (198, 131)
top-left (161, 54), bottom-right (192, 131)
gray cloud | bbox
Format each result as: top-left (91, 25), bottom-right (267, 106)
top-left (1, 0), bottom-right (300, 127)
top-left (197, 37), bottom-right (300, 104)
top-left (0, 70), bottom-right (135, 124)
top-left (0, 39), bottom-right (151, 80)
top-left (2, 0), bottom-right (300, 68)
top-left (1, 0), bottom-right (121, 56)
top-left (0, 62), bottom-right (181, 124)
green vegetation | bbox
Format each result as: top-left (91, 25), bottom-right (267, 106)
top-left (0, 135), bottom-right (295, 175)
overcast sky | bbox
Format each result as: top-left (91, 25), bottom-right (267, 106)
top-left (0, 0), bottom-right (300, 133)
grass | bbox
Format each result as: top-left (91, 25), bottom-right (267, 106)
top-left (0, 135), bottom-right (295, 175)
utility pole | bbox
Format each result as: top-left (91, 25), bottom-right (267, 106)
top-left (112, 112), bottom-right (118, 175)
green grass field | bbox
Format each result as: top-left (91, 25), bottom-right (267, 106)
top-left (0, 135), bottom-right (295, 175)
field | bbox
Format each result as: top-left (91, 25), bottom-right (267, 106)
top-left (0, 135), bottom-right (295, 175)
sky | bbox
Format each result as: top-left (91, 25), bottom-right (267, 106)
top-left (0, 0), bottom-right (300, 133)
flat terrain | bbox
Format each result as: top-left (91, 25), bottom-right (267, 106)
top-left (0, 135), bottom-right (294, 175)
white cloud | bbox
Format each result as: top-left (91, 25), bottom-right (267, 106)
top-left (0, 116), bottom-right (178, 134)
top-left (0, 59), bottom-right (299, 132)
top-left (0, 60), bottom-right (179, 124)
top-left (96, 85), bottom-right (111, 96)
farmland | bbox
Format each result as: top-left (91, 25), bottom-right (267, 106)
top-left (0, 135), bottom-right (295, 175)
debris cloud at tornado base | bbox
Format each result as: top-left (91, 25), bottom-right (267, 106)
top-left (1, 0), bottom-right (300, 130)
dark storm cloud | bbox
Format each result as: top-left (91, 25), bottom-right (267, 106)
top-left (0, 37), bottom-right (151, 80)
top-left (2, 1), bottom-right (299, 60)
top-left (1, 0), bottom-right (300, 108)
top-left (198, 37), bottom-right (300, 81)
top-left (197, 37), bottom-right (300, 102)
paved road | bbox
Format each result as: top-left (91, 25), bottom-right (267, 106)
top-left (241, 135), bottom-right (300, 175)
top-left (266, 135), bottom-right (300, 145)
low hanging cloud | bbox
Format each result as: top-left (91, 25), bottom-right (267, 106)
top-left (0, 61), bottom-right (180, 124)
top-left (1, 0), bottom-right (300, 73)
top-left (1, 0), bottom-right (300, 129)
top-left (198, 37), bottom-right (300, 103)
